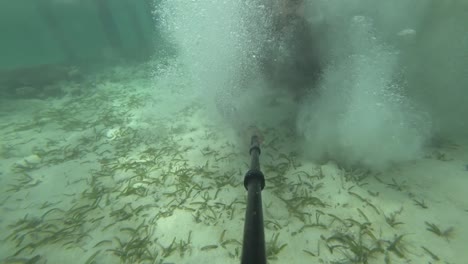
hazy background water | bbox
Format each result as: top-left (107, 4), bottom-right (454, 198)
top-left (0, 0), bottom-right (161, 68)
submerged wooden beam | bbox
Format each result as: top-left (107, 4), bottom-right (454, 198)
top-left (124, 0), bottom-right (152, 59)
top-left (35, 0), bottom-right (76, 62)
top-left (96, 0), bottom-right (125, 58)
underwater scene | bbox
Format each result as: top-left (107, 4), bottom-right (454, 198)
top-left (0, 0), bottom-right (467, 263)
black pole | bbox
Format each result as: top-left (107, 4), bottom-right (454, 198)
top-left (241, 135), bottom-right (267, 264)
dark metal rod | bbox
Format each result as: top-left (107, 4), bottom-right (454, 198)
top-left (241, 135), bottom-right (266, 264)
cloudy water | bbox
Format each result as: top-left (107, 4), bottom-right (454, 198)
top-left (0, 0), bottom-right (467, 263)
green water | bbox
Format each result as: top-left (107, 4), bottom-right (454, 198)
top-left (0, 1), bottom-right (467, 263)
top-left (0, 0), bottom-right (159, 69)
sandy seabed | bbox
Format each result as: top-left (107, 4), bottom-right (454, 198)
top-left (0, 63), bottom-right (467, 264)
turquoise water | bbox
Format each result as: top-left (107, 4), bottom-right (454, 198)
top-left (0, 1), bottom-right (467, 263)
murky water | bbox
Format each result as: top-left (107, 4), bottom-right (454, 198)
top-left (0, 0), bottom-right (467, 263)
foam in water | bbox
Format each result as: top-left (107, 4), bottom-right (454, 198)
top-left (297, 15), bottom-right (432, 170)
top-left (157, 0), bottom-right (312, 131)
top-left (156, 0), bottom-right (468, 170)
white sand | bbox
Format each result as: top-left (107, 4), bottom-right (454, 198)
top-left (1, 64), bottom-right (466, 264)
